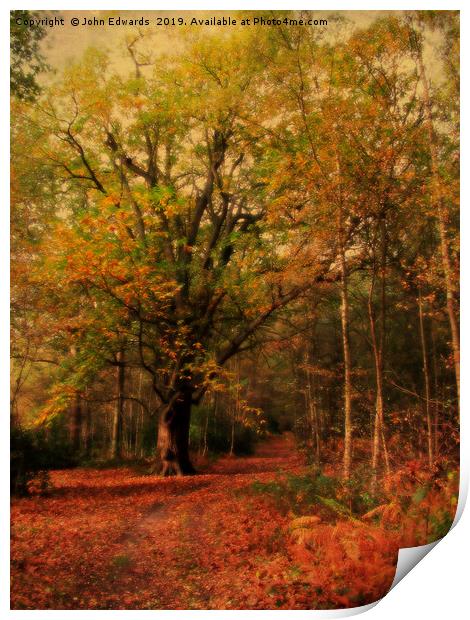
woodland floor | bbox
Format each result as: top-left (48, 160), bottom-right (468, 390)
top-left (11, 434), bottom-right (397, 610)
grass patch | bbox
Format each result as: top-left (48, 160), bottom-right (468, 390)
top-left (111, 554), bottom-right (132, 570)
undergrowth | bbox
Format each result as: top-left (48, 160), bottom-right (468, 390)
top-left (249, 459), bottom-right (459, 546)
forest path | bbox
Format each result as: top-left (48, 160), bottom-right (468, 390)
top-left (102, 433), bottom-right (304, 609)
top-left (11, 433), bottom-right (306, 610)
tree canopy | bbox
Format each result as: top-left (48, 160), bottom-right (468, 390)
top-left (11, 11), bottom-right (459, 477)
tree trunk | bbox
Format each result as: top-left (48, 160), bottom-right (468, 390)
top-left (305, 348), bottom-right (320, 468)
top-left (229, 357), bottom-right (240, 457)
top-left (83, 390), bottom-right (92, 458)
top-left (335, 149), bottom-right (353, 480)
top-left (158, 390), bottom-right (195, 476)
top-left (415, 33), bottom-right (460, 406)
top-left (418, 286), bottom-right (434, 468)
top-left (70, 392), bottom-right (82, 454)
top-left (430, 319), bottom-right (440, 459)
top-left (136, 369), bottom-right (144, 458)
top-left (369, 217), bottom-right (390, 481)
top-left (110, 348), bottom-right (125, 460)
top-left (340, 246), bottom-right (353, 480)
top-left (370, 358), bottom-right (383, 474)
top-left (69, 345), bottom-right (82, 453)
top-left (202, 392), bottom-right (217, 456)
top-left (202, 410), bottom-right (209, 457)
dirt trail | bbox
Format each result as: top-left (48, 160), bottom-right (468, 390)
top-left (97, 433), bottom-right (303, 609)
top-left (11, 434), bottom-right (305, 610)
top-left (134, 433), bottom-right (301, 533)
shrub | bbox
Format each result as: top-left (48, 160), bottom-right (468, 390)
top-left (10, 424), bottom-right (78, 496)
top-left (11, 426), bottom-right (50, 496)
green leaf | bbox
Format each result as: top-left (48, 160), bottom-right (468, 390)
top-left (412, 486), bottom-right (428, 505)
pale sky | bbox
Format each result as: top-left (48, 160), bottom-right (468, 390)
top-left (41, 10), bottom-right (390, 71)
top-left (32, 10), bottom-right (449, 88)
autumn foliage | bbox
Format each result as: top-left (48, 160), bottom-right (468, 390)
top-left (11, 9), bottom-right (459, 611)
top-left (11, 435), bottom-right (458, 609)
